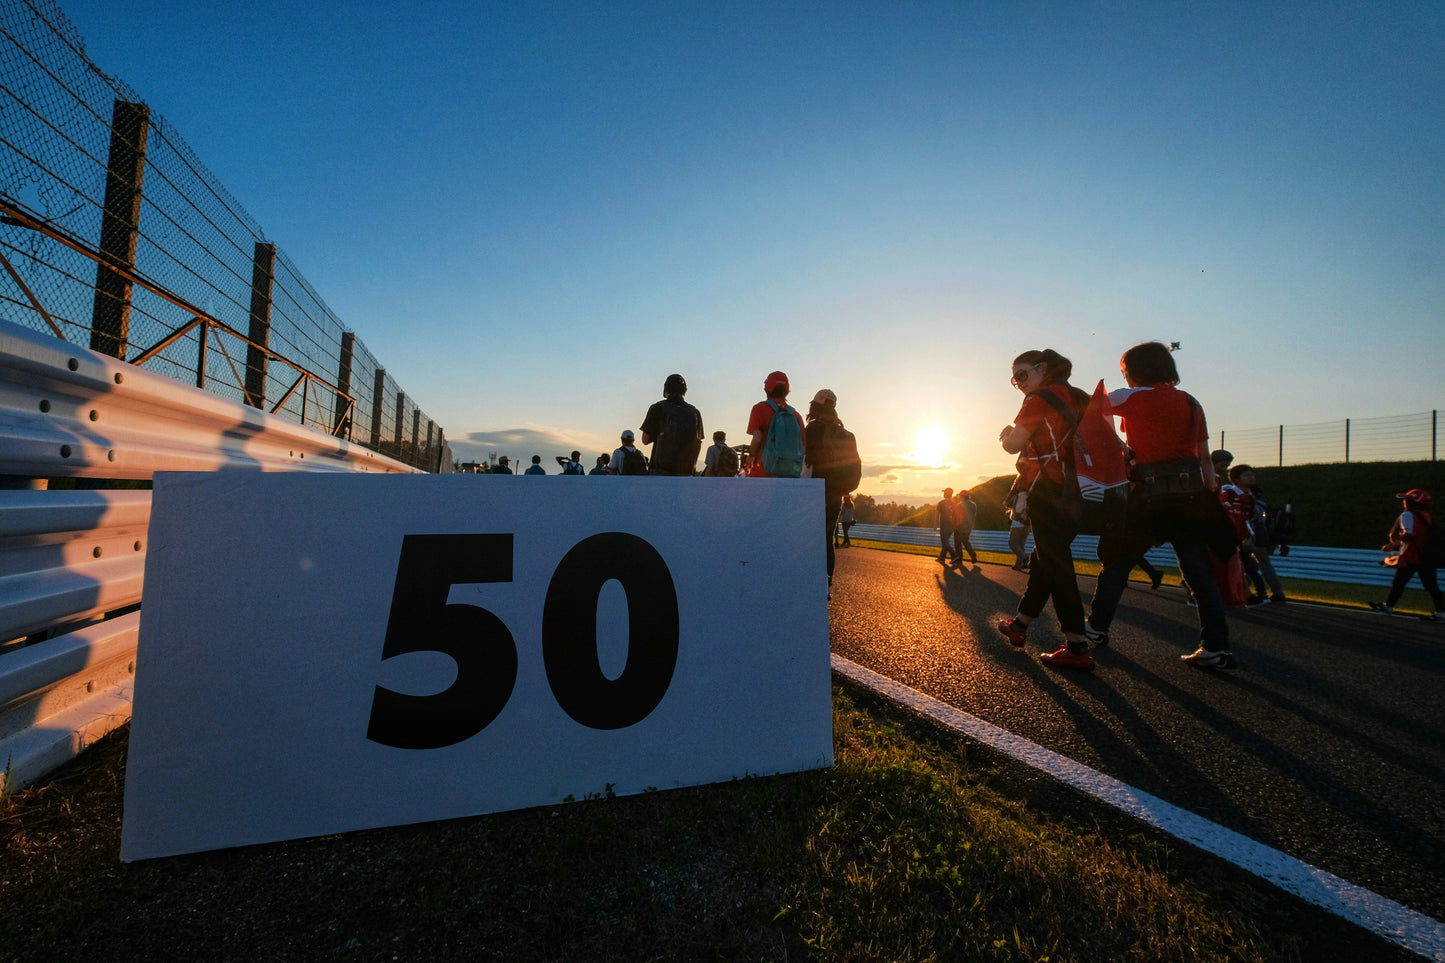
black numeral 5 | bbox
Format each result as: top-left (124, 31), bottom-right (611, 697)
top-left (367, 532), bottom-right (679, 749)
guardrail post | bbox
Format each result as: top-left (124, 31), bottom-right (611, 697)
top-left (244, 242), bottom-right (276, 408)
top-left (370, 368), bottom-right (385, 450)
top-left (90, 101), bottom-right (150, 360)
top-left (335, 332), bottom-right (354, 439)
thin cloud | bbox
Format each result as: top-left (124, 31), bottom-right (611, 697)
top-left (452, 428), bottom-right (606, 462)
top-left (862, 462), bottom-right (956, 478)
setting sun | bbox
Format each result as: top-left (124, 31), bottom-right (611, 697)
top-left (915, 426), bottom-right (949, 466)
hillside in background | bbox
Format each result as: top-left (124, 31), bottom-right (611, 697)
top-left (859, 460), bottom-right (1445, 549)
top-left (859, 475), bottom-right (1017, 530)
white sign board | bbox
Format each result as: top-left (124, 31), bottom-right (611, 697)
top-left (121, 473), bottom-right (833, 861)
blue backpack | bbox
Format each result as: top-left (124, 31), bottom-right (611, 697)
top-left (760, 401), bottom-right (804, 477)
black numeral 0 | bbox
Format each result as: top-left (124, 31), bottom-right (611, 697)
top-left (366, 534), bottom-right (518, 750)
top-left (543, 532), bottom-right (679, 730)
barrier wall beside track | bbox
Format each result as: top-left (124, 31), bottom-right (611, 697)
top-left (846, 524), bottom-right (1399, 587)
top-left (0, 317), bottom-right (417, 792)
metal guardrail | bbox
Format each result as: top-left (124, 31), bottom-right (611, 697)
top-left (847, 524), bottom-right (1396, 587)
top-left (0, 488), bottom-right (147, 643)
top-left (0, 317), bottom-right (418, 792)
top-left (1, 317), bottom-right (414, 478)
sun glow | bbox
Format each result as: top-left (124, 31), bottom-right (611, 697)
top-left (915, 426), bottom-right (948, 465)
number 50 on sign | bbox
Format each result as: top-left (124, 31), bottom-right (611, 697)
top-left (121, 473), bottom-right (834, 861)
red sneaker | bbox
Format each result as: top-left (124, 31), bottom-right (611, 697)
top-left (1040, 646), bottom-right (1095, 671)
top-left (996, 619), bottom-right (1028, 648)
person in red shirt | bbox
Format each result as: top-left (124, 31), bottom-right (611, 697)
top-left (1083, 341), bottom-right (1239, 668)
top-left (746, 371), bottom-right (806, 477)
top-left (995, 348), bottom-right (1094, 671)
top-left (1371, 489), bottom-right (1444, 618)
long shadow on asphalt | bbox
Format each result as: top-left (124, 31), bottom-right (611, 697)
top-left (927, 564), bottom-right (1252, 824)
top-left (1093, 590), bottom-right (1445, 749)
top-left (865, 556), bottom-right (1445, 920)
top-left (1096, 641), bottom-right (1445, 916)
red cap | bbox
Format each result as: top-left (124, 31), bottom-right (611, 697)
top-left (1397, 488), bottom-right (1432, 508)
top-left (764, 371), bottom-right (790, 392)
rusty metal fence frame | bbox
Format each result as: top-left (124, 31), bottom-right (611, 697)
top-left (0, 0), bottom-right (449, 472)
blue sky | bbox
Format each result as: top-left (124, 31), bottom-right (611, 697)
top-left (58, 1), bottom-right (1444, 494)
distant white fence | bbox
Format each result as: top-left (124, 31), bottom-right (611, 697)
top-left (0, 318), bottom-right (417, 792)
top-left (847, 524), bottom-right (1396, 587)
top-left (1217, 411), bottom-right (1440, 468)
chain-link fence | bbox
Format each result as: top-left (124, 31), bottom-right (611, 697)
top-left (0, 0), bottom-right (447, 471)
top-left (1218, 411), bottom-right (1440, 467)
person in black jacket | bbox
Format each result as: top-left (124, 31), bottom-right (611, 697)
top-left (804, 388), bottom-right (855, 594)
top-left (809, 384), bottom-right (861, 592)
top-left (640, 374), bottom-right (704, 476)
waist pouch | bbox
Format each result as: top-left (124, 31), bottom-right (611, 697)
top-left (1132, 458), bottom-right (1206, 506)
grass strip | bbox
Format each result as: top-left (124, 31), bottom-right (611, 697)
top-left (1, 684), bottom-right (1409, 961)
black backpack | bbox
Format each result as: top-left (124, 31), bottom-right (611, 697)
top-left (814, 422), bottom-right (862, 496)
top-left (1268, 503), bottom-right (1298, 545)
top-left (1420, 512), bottom-right (1445, 565)
top-left (620, 446), bottom-right (649, 476)
top-left (713, 444), bottom-right (739, 477)
top-left (650, 401), bottom-right (702, 475)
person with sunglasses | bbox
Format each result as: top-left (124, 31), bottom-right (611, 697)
top-left (996, 349), bottom-right (1095, 670)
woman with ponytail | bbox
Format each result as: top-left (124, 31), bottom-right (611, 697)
top-left (996, 349), bottom-right (1095, 670)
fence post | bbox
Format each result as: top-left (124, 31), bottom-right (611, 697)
top-left (394, 391), bottom-right (405, 456)
top-left (334, 332), bottom-right (354, 439)
top-left (89, 101), bottom-right (150, 360)
top-left (410, 404), bottom-right (421, 465)
top-left (1345, 418), bottom-right (1350, 464)
top-left (243, 242), bottom-right (276, 408)
top-left (195, 319), bottom-right (208, 388)
top-left (1278, 425), bottom-right (1284, 468)
top-left (1435, 411), bottom-right (1438, 461)
top-left (370, 368), bottom-right (385, 450)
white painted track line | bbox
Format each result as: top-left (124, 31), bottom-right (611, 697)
top-left (832, 654), bottom-right (1445, 962)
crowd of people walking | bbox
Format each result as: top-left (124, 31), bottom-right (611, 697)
top-left (465, 346), bottom-right (1443, 658)
top-left (992, 340), bottom-right (1442, 673)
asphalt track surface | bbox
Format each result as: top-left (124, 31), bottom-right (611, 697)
top-left (827, 546), bottom-right (1445, 926)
